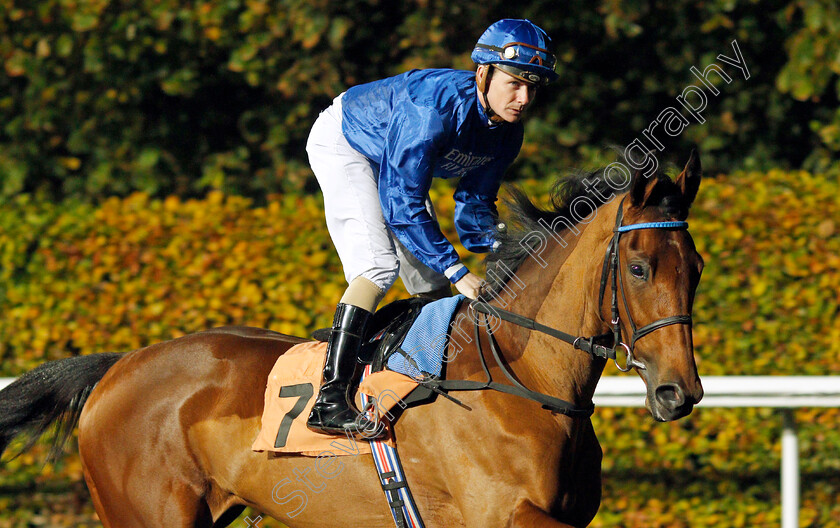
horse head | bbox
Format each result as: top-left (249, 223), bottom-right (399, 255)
top-left (605, 150), bottom-right (704, 421)
top-left (482, 149), bottom-right (705, 424)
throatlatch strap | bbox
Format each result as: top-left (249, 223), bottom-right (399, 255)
top-left (360, 366), bottom-right (426, 528)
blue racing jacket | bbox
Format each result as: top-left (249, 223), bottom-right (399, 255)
top-left (340, 68), bottom-right (524, 281)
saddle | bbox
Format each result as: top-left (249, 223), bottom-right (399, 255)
top-left (252, 297), bottom-right (459, 457)
top-left (312, 297), bottom-right (441, 407)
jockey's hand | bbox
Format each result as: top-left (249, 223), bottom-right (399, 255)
top-left (454, 272), bottom-right (484, 300)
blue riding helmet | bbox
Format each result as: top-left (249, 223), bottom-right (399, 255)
top-left (471, 19), bottom-right (559, 86)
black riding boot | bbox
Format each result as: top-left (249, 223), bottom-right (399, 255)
top-left (307, 304), bottom-right (380, 436)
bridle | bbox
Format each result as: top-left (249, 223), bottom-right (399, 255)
top-left (596, 196), bottom-right (692, 371)
top-left (441, 197), bottom-right (693, 417)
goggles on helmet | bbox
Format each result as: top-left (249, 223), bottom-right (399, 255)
top-left (474, 41), bottom-right (557, 72)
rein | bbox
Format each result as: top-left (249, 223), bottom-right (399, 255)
top-left (432, 198), bottom-right (693, 417)
top-left (423, 310), bottom-right (595, 417)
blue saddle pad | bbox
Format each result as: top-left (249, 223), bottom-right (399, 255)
top-left (386, 294), bottom-right (465, 379)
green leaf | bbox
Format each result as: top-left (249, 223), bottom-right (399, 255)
top-left (72, 12), bottom-right (99, 32)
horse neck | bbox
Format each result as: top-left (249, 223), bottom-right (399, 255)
top-left (482, 198), bottom-right (621, 408)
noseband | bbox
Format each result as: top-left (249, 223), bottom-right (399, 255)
top-left (459, 197), bottom-right (693, 416)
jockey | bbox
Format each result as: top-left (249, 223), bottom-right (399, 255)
top-left (305, 19), bottom-right (559, 436)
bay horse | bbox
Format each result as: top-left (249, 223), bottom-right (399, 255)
top-left (0, 152), bottom-right (704, 527)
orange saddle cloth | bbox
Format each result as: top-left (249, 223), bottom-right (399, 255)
top-left (251, 341), bottom-right (420, 457)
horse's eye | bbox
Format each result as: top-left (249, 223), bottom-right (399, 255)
top-left (629, 263), bottom-right (646, 279)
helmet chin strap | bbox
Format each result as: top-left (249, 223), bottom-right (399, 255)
top-left (476, 66), bottom-right (506, 124)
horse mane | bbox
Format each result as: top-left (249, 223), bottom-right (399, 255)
top-left (484, 163), bottom-right (686, 294)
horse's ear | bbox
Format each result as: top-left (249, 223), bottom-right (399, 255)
top-left (629, 169), bottom-right (659, 208)
top-left (676, 148), bottom-right (702, 206)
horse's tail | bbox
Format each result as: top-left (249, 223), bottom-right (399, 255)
top-left (0, 352), bottom-right (122, 462)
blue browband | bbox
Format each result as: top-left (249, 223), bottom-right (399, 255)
top-left (617, 221), bottom-right (688, 233)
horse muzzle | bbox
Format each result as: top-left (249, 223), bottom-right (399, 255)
top-left (647, 381), bottom-right (703, 422)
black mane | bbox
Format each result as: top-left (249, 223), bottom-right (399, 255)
top-left (483, 164), bottom-right (684, 294)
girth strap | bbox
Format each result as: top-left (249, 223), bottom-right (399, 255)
top-left (362, 365), bottom-right (425, 528)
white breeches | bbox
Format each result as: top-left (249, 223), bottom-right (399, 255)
top-left (306, 94), bottom-right (450, 295)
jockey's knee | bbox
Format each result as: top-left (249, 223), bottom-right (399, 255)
top-left (340, 270), bottom-right (395, 312)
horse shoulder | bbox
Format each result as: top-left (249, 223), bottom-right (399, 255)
top-left (391, 391), bottom-right (592, 526)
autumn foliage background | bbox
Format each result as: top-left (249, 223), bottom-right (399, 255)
top-left (2, 1), bottom-right (840, 527)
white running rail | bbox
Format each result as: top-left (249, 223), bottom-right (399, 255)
top-left (594, 375), bottom-right (840, 528)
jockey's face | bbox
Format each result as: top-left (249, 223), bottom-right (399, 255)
top-left (479, 66), bottom-right (537, 123)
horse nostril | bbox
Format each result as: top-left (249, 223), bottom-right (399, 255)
top-left (655, 384), bottom-right (685, 409)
